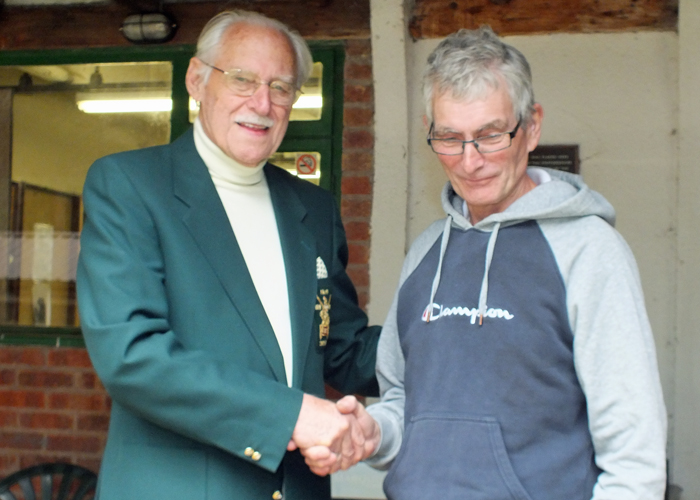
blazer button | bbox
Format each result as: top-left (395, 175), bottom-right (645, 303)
top-left (244, 447), bottom-right (254, 457)
top-left (252, 451), bottom-right (262, 461)
top-left (272, 491), bottom-right (283, 500)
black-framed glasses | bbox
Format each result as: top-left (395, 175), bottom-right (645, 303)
top-left (427, 120), bottom-right (521, 155)
top-left (198, 59), bottom-right (302, 107)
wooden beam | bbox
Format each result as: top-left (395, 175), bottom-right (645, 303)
top-left (0, 0), bottom-right (369, 51)
top-left (409, 0), bottom-right (678, 39)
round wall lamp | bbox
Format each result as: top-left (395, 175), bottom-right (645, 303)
top-left (121, 13), bottom-right (177, 44)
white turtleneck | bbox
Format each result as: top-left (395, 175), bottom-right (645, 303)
top-left (193, 118), bottom-right (293, 387)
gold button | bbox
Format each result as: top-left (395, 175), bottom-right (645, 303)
top-left (272, 491), bottom-right (283, 500)
top-left (244, 447), bottom-right (254, 457)
top-left (251, 451), bottom-right (262, 461)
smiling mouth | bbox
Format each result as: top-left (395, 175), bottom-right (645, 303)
top-left (237, 121), bottom-right (270, 131)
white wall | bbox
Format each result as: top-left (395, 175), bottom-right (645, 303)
top-left (674, 0), bottom-right (700, 495)
top-left (369, 16), bottom-right (699, 499)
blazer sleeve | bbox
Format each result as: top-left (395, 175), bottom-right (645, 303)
top-left (77, 156), bottom-right (304, 474)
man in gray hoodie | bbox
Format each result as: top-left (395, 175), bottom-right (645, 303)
top-left (306, 25), bottom-right (668, 500)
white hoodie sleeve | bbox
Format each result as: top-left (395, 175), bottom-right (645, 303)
top-left (542, 216), bottom-right (667, 500)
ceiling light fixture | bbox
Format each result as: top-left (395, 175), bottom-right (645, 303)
top-left (77, 94), bottom-right (322, 114)
top-left (121, 13), bottom-right (177, 44)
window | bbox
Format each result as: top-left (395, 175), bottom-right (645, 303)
top-left (0, 43), bottom-right (344, 338)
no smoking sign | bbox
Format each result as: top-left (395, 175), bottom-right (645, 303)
top-left (296, 154), bottom-right (318, 176)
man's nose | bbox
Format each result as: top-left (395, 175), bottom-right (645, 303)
top-left (247, 84), bottom-right (272, 114)
top-left (457, 141), bottom-right (485, 172)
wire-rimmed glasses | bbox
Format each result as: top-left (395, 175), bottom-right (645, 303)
top-left (198, 59), bottom-right (302, 107)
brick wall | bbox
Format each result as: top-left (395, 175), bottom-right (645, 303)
top-left (0, 346), bottom-right (109, 477)
top-left (0, 40), bottom-right (375, 479)
top-left (341, 39), bottom-right (374, 310)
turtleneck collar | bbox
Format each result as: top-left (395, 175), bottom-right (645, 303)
top-left (193, 117), bottom-right (266, 186)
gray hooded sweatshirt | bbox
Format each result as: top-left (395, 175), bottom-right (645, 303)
top-left (366, 168), bottom-right (667, 500)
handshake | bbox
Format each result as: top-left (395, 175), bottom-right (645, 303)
top-left (287, 393), bottom-right (381, 476)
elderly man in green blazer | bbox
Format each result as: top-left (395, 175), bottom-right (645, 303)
top-left (77, 10), bottom-right (380, 500)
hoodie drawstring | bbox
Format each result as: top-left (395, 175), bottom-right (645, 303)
top-left (424, 218), bottom-right (501, 326)
top-left (478, 222), bottom-right (501, 325)
top-left (425, 216), bottom-right (452, 323)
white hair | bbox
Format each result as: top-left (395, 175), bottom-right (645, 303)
top-left (194, 10), bottom-right (313, 88)
top-left (423, 25), bottom-right (535, 124)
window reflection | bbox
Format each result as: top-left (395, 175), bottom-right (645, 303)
top-left (0, 61), bottom-right (172, 327)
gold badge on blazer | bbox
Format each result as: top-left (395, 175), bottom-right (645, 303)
top-left (315, 289), bottom-right (331, 346)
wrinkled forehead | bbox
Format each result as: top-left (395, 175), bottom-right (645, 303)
top-left (216, 23), bottom-right (296, 75)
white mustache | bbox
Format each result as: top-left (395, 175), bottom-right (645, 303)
top-left (236, 114), bottom-right (274, 128)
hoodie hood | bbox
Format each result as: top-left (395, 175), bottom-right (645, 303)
top-left (426, 167), bottom-right (616, 325)
top-left (442, 167), bottom-right (616, 231)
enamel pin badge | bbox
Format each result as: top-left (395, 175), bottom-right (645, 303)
top-left (315, 289), bottom-right (331, 346)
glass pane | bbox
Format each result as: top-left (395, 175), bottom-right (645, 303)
top-left (0, 61), bottom-right (173, 327)
top-left (188, 61), bottom-right (324, 123)
top-left (268, 151), bottom-right (321, 185)
top-left (289, 61), bottom-right (323, 122)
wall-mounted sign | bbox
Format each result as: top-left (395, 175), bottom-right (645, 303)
top-left (296, 154), bottom-right (318, 176)
top-left (528, 145), bottom-right (579, 175)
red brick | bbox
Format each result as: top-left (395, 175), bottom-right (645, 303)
top-left (77, 415), bottom-right (110, 432)
top-left (0, 454), bottom-right (18, 475)
top-left (341, 199), bottom-right (372, 218)
top-left (47, 349), bottom-right (93, 369)
top-left (0, 410), bottom-right (18, 427)
top-left (19, 412), bottom-right (74, 430)
top-left (348, 243), bottom-right (370, 265)
top-left (48, 393), bottom-right (106, 412)
top-left (0, 369), bottom-right (16, 385)
top-left (78, 372), bottom-right (104, 391)
top-left (343, 107), bottom-right (374, 128)
top-left (343, 221), bottom-right (370, 241)
top-left (0, 348), bottom-right (46, 367)
top-left (342, 151), bottom-right (373, 172)
top-left (343, 129), bottom-right (374, 149)
top-left (346, 266), bottom-right (370, 288)
top-left (345, 39), bottom-right (371, 58)
top-left (0, 431), bottom-right (43, 450)
top-left (0, 390), bottom-right (45, 408)
top-left (341, 176), bottom-right (372, 196)
top-left (18, 371), bottom-right (74, 388)
top-left (344, 83), bottom-right (373, 104)
top-left (345, 62), bottom-right (373, 81)
top-left (46, 435), bottom-right (102, 454)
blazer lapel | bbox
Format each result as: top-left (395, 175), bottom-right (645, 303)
top-left (266, 165), bottom-right (317, 388)
top-left (169, 132), bottom-right (287, 384)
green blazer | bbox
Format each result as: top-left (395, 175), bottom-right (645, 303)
top-left (77, 129), bottom-right (380, 500)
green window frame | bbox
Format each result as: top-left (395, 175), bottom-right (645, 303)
top-left (0, 41), bottom-right (345, 345)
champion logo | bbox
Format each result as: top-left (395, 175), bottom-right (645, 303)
top-left (422, 302), bottom-right (515, 324)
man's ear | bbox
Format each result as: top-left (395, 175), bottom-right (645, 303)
top-left (185, 57), bottom-right (205, 102)
top-left (422, 114), bottom-right (430, 131)
top-left (526, 103), bottom-right (544, 153)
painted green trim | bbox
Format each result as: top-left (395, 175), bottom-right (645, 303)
top-left (0, 326), bottom-right (85, 347)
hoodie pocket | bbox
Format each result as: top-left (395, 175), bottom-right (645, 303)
top-left (384, 413), bottom-right (533, 500)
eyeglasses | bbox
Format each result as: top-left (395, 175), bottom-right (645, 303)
top-left (198, 59), bottom-right (301, 107)
top-left (427, 120), bottom-right (521, 155)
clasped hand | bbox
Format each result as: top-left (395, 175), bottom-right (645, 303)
top-left (287, 394), bottom-right (380, 476)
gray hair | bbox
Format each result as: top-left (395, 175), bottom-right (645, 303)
top-left (194, 10), bottom-right (313, 88)
top-left (423, 26), bottom-right (535, 124)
